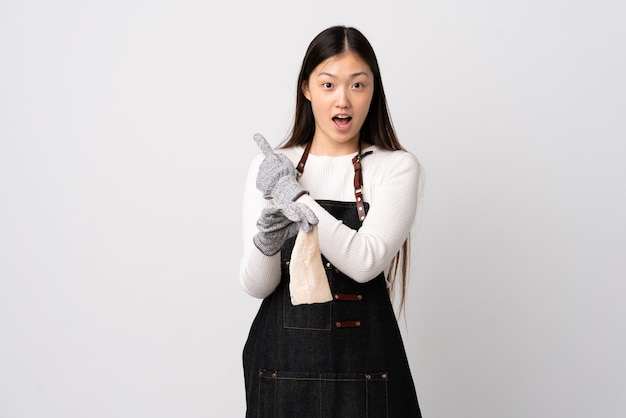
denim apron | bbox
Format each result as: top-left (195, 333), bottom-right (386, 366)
top-left (243, 197), bottom-right (422, 417)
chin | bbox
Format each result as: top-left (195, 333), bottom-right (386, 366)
top-left (330, 131), bottom-right (358, 142)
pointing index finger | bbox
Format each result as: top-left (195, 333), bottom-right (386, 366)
top-left (254, 133), bottom-right (275, 157)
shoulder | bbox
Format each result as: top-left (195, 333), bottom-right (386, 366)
top-left (246, 153), bottom-right (263, 177)
top-left (276, 145), bottom-right (306, 164)
top-left (365, 146), bottom-right (422, 177)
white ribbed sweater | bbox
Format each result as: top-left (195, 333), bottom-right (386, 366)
top-left (239, 144), bottom-right (421, 299)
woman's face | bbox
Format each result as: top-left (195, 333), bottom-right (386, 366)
top-left (302, 51), bottom-right (374, 155)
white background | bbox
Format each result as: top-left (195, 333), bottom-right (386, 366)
top-left (1, 1), bottom-right (625, 417)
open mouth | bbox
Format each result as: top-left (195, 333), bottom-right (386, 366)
top-left (332, 115), bottom-right (352, 127)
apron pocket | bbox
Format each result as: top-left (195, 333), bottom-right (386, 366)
top-left (283, 280), bottom-right (332, 330)
top-left (257, 369), bottom-right (389, 418)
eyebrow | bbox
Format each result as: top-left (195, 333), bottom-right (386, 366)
top-left (316, 71), bottom-right (370, 78)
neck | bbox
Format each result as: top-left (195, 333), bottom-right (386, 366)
top-left (309, 136), bottom-right (360, 156)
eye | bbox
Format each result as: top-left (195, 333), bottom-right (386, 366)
top-left (322, 82), bottom-right (333, 89)
top-left (352, 82), bottom-right (364, 89)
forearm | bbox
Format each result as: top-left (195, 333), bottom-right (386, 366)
top-left (298, 195), bottom-right (413, 282)
top-left (239, 155), bottom-right (282, 298)
top-left (239, 246), bottom-right (281, 298)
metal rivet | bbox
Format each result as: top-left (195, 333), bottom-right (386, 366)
top-left (336, 322), bottom-right (342, 328)
top-left (358, 206), bottom-right (363, 211)
top-left (382, 373), bottom-right (388, 379)
top-left (355, 321), bottom-right (361, 327)
top-left (357, 197), bottom-right (361, 201)
top-left (334, 294), bottom-right (340, 300)
top-left (365, 374), bottom-right (371, 380)
top-left (326, 262), bottom-right (331, 268)
top-left (360, 216), bottom-right (365, 221)
top-left (357, 295), bottom-right (363, 300)
top-left (285, 261), bottom-right (290, 266)
top-left (271, 372), bottom-right (277, 378)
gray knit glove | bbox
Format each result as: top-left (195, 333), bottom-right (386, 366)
top-left (254, 133), bottom-right (307, 204)
top-left (253, 202), bottom-right (319, 256)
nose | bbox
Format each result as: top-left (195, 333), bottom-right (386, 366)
top-left (336, 87), bottom-right (351, 109)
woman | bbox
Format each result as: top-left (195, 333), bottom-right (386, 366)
top-left (240, 25), bottom-right (422, 417)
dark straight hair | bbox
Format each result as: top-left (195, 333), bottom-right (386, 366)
top-left (282, 25), bottom-right (411, 312)
top-left (282, 25), bottom-right (404, 151)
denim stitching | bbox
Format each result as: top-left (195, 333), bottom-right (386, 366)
top-left (365, 375), bottom-right (369, 418)
top-left (257, 370), bottom-right (261, 418)
top-left (385, 375), bottom-right (389, 418)
top-left (319, 374), bottom-right (322, 418)
top-left (259, 371), bottom-right (389, 417)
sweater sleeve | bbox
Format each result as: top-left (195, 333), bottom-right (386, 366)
top-left (297, 151), bottom-right (420, 283)
top-left (238, 154), bottom-right (282, 299)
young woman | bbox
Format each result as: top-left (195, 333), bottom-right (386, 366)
top-left (240, 25), bottom-right (422, 417)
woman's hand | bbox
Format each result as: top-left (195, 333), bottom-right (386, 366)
top-left (254, 133), bottom-right (307, 204)
top-left (253, 201), bottom-right (319, 256)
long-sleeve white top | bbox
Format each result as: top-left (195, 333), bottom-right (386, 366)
top-left (239, 144), bottom-right (421, 299)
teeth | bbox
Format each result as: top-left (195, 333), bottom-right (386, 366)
top-left (336, 115), bottom-right (349, 119)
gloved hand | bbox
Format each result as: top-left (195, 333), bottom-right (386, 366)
top-left (253, 201), bottom-right (319, 256)
top-left (254, 133), bottom-right (307, 204)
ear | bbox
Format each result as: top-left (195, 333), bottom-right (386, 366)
top-left (301, 81), bottom-right (311, 101)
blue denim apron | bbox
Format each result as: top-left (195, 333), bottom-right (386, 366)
top-left (243, 198), bottom-right (422, 417)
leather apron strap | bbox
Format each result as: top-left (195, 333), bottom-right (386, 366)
top-left (296, 142), bottom-right (373, 221)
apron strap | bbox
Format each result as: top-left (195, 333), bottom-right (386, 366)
top-left (296, 142), bottom-right (373, 221)
top-left (296, 140), bottom-right (313, 174)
